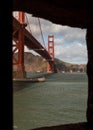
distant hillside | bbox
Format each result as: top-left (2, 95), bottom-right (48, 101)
top-left (13, 52), bottom-right (86, 73)
top-left (54, 58), bottom-right (86, 73)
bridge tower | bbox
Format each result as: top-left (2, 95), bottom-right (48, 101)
top-left (13, 12), bottom-right (26, 78)
top-left (47, 35), bottom-right (55, 73)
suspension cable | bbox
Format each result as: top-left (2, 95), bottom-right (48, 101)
top-left (24, 14), bottom-right (48, 69)
top-left (37, 18), bottom-right (46, 49)
top-left (25, 14), bottom-right (46, 50)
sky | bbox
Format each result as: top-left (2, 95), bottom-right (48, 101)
top-left (13, 12), bottom-right (88, 65)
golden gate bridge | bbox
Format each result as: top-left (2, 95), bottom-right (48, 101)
top-left (13, 11), bottom-right (56, 79)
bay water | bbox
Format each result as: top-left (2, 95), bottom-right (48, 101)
top-left (13, 73), bottom-right (88, 130)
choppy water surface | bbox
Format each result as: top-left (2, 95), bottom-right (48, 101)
top-left (13, 73), bottom-right (88, 130)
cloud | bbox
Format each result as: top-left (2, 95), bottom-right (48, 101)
top-left (55, 42), bottom-right (88, 64)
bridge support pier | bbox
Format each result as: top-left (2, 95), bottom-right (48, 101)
top-left (13, 12), bottom-right (26, 79)
top-left (47, 62), bottom-right (53, 73)
top-left (86, 27), bottom-right (93, 127)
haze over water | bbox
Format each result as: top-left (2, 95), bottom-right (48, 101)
top-left (13, 73), bottom-right (88, 130)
